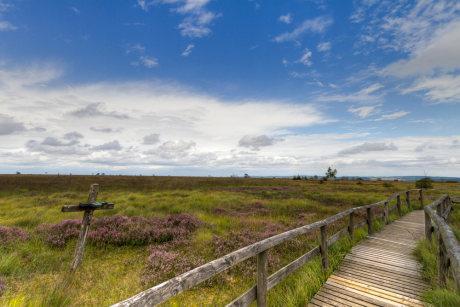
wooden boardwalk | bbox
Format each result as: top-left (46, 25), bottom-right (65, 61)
top-left (309, 210), bottom-right (429, 307)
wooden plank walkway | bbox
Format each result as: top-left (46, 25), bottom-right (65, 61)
top-left (309, 210), bottom-right (429, 307)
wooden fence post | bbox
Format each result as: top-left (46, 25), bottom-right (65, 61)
top-left (61, 184), bottom-right (114, 272)
top-left (384, 201), bottom-right (389, 225)
top-left (348, 211), bottom-right (354, 239)
top-left (256, 250), bottom-right (268, 307)
top-left (320, 225), bottom-right (329, 270)
top-left (437, 233), bottom-right (448, 287)
top-left (425, 211), bottom-right (432, 242)
top-left (366, 207), bottom-right (373, 235)
top-left (419, 189), bottom-right (424, 208)
top-left (406, 191), bottom-right (411, 210)
top-left (396, 194), bottom-right (402, 216)
top-left (71, 184), bottom-right (98, 271)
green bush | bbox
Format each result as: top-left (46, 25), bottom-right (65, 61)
top-left (416, 177), bottom-right (433, 189)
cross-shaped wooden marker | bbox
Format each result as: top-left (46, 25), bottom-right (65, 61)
top-left (61, 183), bottom-right (114, 272)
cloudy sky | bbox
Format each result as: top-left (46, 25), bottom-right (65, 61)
top-left (0, 0), bottom-right (459, 176)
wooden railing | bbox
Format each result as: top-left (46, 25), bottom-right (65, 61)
top-left (113, 189), bottom-right (424, 307)
top-left (424, 195), bottom-right (460, 290)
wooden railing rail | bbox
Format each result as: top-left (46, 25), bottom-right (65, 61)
top-left (113, 189), bottom-right (423, 307)
top-left (424, 195), bottom-right (460, 290)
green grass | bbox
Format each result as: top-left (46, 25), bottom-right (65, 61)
top-left (0, 175), bottom-right (458, 306)
top-left (415, 239), bottom-right (460, 306)
top-left (412, 184), bottom-right (460, 307)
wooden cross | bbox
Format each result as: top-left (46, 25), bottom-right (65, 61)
top-left (61, 183), bottom-right (114, 272)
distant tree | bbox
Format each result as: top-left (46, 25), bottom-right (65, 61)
top-left (16, 171), bottom-right (21, 175)
top-left (292, 175), bottom-right (302, 180)
top-left (415, 177), bottom-right (433, 189)
top-left (244, 173), bottom-right (250, 178)
top-left (313, 175), bottom-right (319, 180)
top-left (325, 166), bottom-right (337, 180)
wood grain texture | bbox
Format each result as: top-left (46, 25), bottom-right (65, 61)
top-left (424, 195), bottom-right (460, 291)
top-left (310, 210), bottom-right (428, 307)
top-left (70, 183), bottom-right (99, 272)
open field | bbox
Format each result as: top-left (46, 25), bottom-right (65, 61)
top-left (0, 175), bottom-right (459, 306)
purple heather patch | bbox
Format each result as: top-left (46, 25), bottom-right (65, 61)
top-left (0, 226), bottom-right (29, 244)
top-left (37, 213), bottom-right (202, 247)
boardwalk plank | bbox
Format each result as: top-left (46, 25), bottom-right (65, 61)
top-left (310, 210), bottom-right (428, 307)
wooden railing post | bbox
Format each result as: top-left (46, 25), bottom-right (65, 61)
top-left (366, 207), bottom-right (373, 235)
top-left (396, 194), bottom-right (402, 216)
top-left (320, 225), bottom-right (329, 270)
top-left (437, 233), bottom-right (448, 287)
top-left (384, 201), bottom-right (389, 225)
top-left (425, 211), bottom-right (432, 242)
top-left (437, 201), bottom-right (442, 216)
top-left (256, 250), bottom-right (268, 307)
top-left (406, 191), bottom-right (411, 210)
top-left (348, 211), bottom-right (354, 238)
top-left (419, 189), bottom-right (424, 208)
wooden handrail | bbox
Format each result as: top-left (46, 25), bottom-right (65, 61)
top-left (112, 189), bottom-right (422, 307)
top-left (424, 195), bottom-right (460, 290)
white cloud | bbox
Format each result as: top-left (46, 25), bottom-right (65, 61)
top-left (238, 135), bottom-right (280, 151)
top-left (126, 43), bottom-right (146, 54)
top-left (93, 140), bottom-right (123, 151)
top-left (68, 103), bottom-right (130, 119)
top-left (348, 105), bottom-right (379, 118)
top-left (0, 114), bottom-right (26, 135)
top-left (279, 13), bottom-right (292, 24)
top-left (2, 63), bottom-right (459, 176)
top-left (299, 48), bottom-right (312, 66)
top-left (317, 41), bottom-right (331, 52)
top-left (316, 83), bottom-right (384, 103)
top-left (69, 6), bottom-right (80, 14)
top-left (138, 56), bottom-right (158, 68)
top-left (181, 44), bottom-right (195, 57)
top-left (0, 63), bottom-right (62, 89)
top-left (0, 20), bottom-right (16, 31)
top-left (273, 16), bottom-right (333, 43)
top-left (376, 111), bottom-right (410, 121)
top-left (339, 142), bottom-right (397, 155)
top-left (383, 20), bottom-right (460, 77)
top-left (402, 74), bottom-right (460, 103)
top-left (143, 133), bottom-right (160, 145)
top-left (152, 0), bottom-right (220, 38)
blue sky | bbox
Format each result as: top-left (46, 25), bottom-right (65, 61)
top-left (0, 0), bottom-right (459, 176)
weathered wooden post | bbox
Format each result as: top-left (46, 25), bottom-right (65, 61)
top-left (437, 232), bottom-right (448, 287)
top-left (424, 211), bottom-right (432, 242)
top-left (366, 207), bottom-right (373, 235)
top-left (348, 211), bottom-right (354, 238)
top-left (320, 225), bottom-right (329, 270)
top-left (384, 201), bottom-right (389, 225)
top-left (419, 189), bottom-right (424, 208)
top-left (396, 194), bottom-right (402, 216)
top-left (61, 184), bottom-right (114, 272)
top-left (256, 250), bottom-right (268, 307)
top-left (406, 191), bottom-right (411, 210)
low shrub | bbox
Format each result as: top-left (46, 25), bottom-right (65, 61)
top-left (38, 213), bottom-right (202, 247)
top-left (0, 226), bottom-right (29, 244)
top-left (142, 244), bottom-right (200, 285)
top-left (415, 177), bottom-right (434, 189)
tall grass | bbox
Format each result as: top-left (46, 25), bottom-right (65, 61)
top-left (415, 239), bottom-right (460, 306)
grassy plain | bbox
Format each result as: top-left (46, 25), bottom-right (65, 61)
top-left (0, 175), bottom-right (458, 306)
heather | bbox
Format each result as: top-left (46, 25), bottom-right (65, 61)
top-left (0, 174), bottom-right (458, 305)
top-left (38, 213), bottom-right (202, 247)
top-left (0, 226), bottom-right (29, 244)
